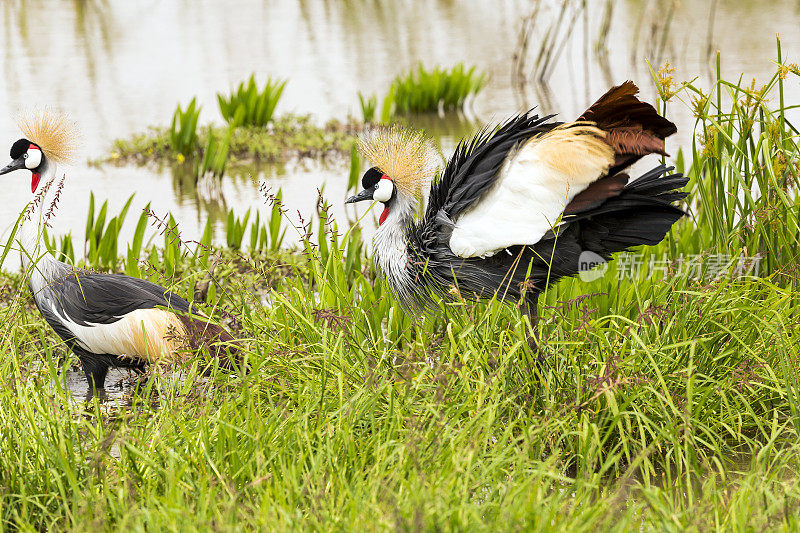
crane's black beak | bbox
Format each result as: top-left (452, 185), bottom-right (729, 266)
top-left (0, 158), bottom-right (24, 176)
top-left (345, 188), bottom-right (374, 204)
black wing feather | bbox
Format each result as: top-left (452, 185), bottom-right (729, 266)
top-left (426, 112), bottom-right (557, 220)
top-left (402, 111), bottom-right (559, 307)
top-left (42, 269), bottom-right (192, 326)
top-left (403, 164), bottom-right (688, 309)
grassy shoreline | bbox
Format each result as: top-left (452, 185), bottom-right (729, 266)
top-left (99, 114), bottom-right (362, 167)
top-left (1, 219), bottom-right (799, 529)
top-left (2, 53), bottom-right (800, 529)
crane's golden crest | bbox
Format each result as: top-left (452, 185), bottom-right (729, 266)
top-left (17, 109), bottom-right (79, 164)
top-left (358, 126), bottom-right (439, 196)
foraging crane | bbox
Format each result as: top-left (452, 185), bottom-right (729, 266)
top-left (0, 111), bottom-right (238, 390)
top-left (346, 82), bottom-right (688, 352)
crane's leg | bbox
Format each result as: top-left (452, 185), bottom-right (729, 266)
top-left (521, 293), bottom-right (544, 363)
top-left (79, 355), bottom-right (109, 392)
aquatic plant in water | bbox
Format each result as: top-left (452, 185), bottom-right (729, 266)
top-left (218, 74), bottom-right (287, 127)
top-left (357, 92), bottom-right (377, 123)
top-left (196, 126), bottom-right (232, 179)
top-left (107, 115), bottom-right (356, 166)
top-left (169, 97), bottom-right (201, 157)
top-left (388, 62), bottom-right (487, 114)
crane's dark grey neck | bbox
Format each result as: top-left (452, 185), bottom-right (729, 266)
top-left (372, 193), bottom-right (417, 301)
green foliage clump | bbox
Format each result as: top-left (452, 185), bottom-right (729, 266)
top-left (197, 126), bottom-right (231, 178)
top-left (388, 62), bottom-right (487, 114)
top-left (83, 193), bottom-right (135, 271)
top-left (169, 97), bottom-right (201, 156)
top-left (217, 74), bottom-right (287, 127)
top-left (357, 92), bottom-right (377, 122)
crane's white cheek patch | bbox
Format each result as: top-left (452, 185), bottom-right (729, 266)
top-left (25, 149), bottom-right (41, 169)
top-left (373, 180), bottom-right (394, 202)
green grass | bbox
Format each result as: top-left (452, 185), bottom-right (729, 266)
top-left (218, 75), bottom-right (287, 127)
top-left (650, 37), bottom-right (800, 276)
top-left (1, 200), bottom-right (799, 529)
top-left (169, 97), bottom-right (201, 157)
top-left (2, 52), bottom-right (800, 529)
top-left (388, 63), bottom-right (487, 115)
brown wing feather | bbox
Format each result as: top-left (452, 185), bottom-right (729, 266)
top-left (580, 81), bottom-right (676, 173)
top-left (606, 128), bottom-right (668, 156)
top-left (563, 173), bottom-right (629, 216)
top-left (177, 314), bottom-right (242, 370)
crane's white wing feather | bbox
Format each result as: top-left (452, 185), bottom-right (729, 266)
top-left (448, 124), bottom-right (614, 258)
top-left (53, 303), bottom-right (186, 361)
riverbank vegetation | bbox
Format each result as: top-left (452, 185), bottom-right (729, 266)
top-left (1, 49), bottom-right (799, 529)
top-left (102, 63), bottom-right (487, 171)
top-left (104, 114), bottom-right (359, 167)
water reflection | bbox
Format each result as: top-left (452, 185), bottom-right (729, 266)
top-left (401, 112), bottom-right (483, 154)
top-left (170, 162), bottom-right (230, 218)
top-left (65, 366), bottom-right (135, 404)
top-left (0, 0), bottom-right (798, 250)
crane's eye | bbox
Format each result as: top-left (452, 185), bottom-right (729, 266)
top-left (23, 153), bottom-right (28, 159)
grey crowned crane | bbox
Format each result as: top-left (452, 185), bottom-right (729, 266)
top-left (0, 111), bottom-right (239, 390)
top-left (346, 82), bottom-right (688, 352)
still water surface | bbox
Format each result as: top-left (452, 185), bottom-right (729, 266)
top-left (0, 0), bottom-right (798, 250)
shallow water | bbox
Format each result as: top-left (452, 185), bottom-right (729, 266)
top-left (65, 366), bottom-right (135, 404)
top-left (1, 0), bottom-right (799, 251)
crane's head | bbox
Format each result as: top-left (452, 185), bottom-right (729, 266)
top-left (346, 167), bottom-right (393, 201)
top-left (345, 126), bottom-right (437, 225)
top-left (0, 139), bottom-right (48, 192)
top-left (0, 110), bottom-right (77, 192)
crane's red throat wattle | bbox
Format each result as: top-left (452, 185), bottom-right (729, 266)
top-left (31, 172), bottom-right (40, 192)
top-left (379, 206), bottom-right (390, 225)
